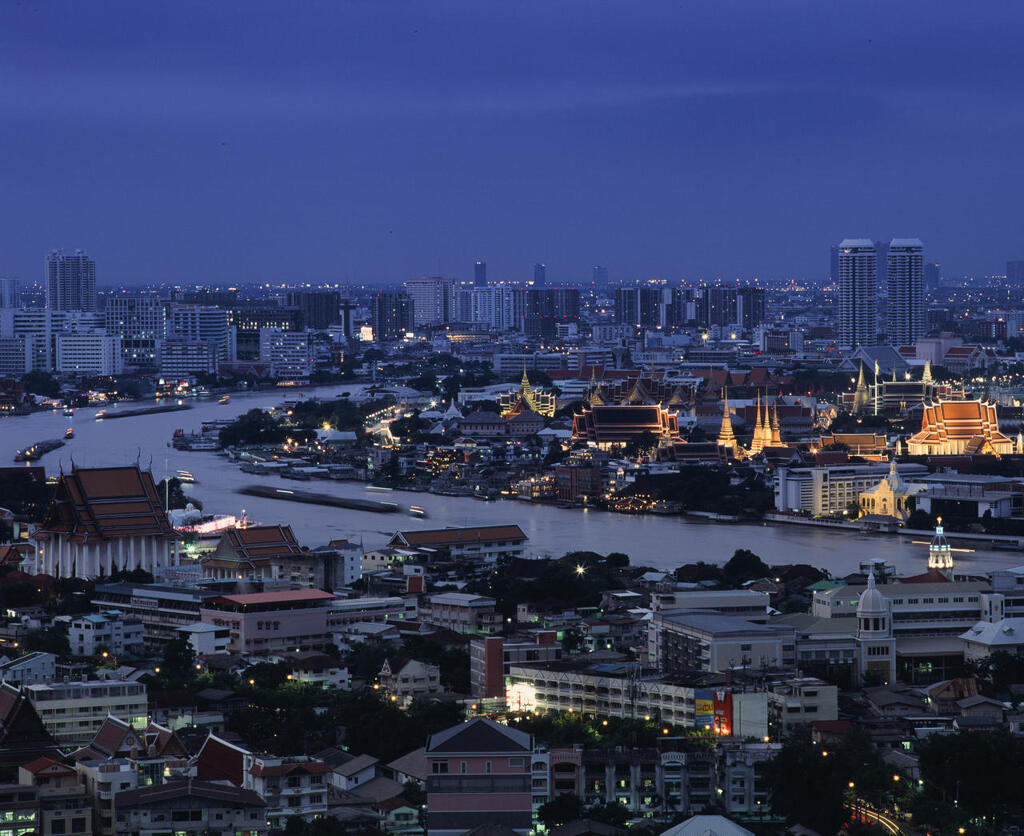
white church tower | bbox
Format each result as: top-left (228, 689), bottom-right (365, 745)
top-left (856, 569), bottom-right (896, 685)
top-left (928, 517), bottom-right (954, 576)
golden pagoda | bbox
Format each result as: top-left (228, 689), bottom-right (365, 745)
top-left (717, 388), bottom-right (738, 455)
top-left (499, 366), bottom-right (556, 418)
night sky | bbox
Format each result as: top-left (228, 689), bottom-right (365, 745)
top-left (2, 1), bottom-right (1023, 286)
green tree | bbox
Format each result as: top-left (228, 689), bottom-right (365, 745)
top-left (722, 549), bottom-right (770, 584)
top-left (538, 794), bottom-right (584, 827)
top-left (21, 371), bottom-right (61, 398)
top-left (160, 635), bottom-right (197, 684)
top-left (218, 408), bottom-right (287, 447)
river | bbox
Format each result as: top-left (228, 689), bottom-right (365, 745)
top-left (3, 387), bottom-right (1021, 577)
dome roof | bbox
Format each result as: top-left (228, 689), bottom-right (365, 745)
top-left (857, 569), bottom-right (888, 615)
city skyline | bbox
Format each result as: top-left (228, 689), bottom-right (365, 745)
top-left (3, 2), bottom-right (1024, 284)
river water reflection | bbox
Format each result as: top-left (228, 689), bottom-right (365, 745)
top-left (3, 387), bottom-right (1020, 576)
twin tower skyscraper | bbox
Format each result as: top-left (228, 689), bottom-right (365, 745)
top-left (835, 238), bottom-right (924, 349)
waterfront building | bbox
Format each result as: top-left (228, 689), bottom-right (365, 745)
top-left (858, 459), bottom-right (921, 522)
top-left (887, 238), bottom-right (925, 346)
top-left (46, 249), bottom-right (96, 311)
top-left (571, 404), bottom-right (681, 448)
top-left (104, 295), bottom-right (166, 367)
top-left (385, 524), bottom-right (527, 563)
top-left (157, 336), bottom-right (219, 376)
top-left (169, 305), bottom-right (234, 361)
top-left (906, 399), bottom-right (1014, 456)
top-left (425, 717), bottom-right (533, 836)
top-left (33, 466), bottom-right (180, 579)
top-left (258, 327), bottom-right (312, 378)
top-left (774, 462), bottom-right (928, 517)
top-left (55, 331), bottom-right (123, 375)
top-left (837, 238), bottom-right (877, 348)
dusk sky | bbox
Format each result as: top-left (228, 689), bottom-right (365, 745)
top-left (3, 1), bottom-right (1023, 286)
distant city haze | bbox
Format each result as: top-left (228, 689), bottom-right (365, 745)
top-left (3, 1), bottom-right (1024, 284)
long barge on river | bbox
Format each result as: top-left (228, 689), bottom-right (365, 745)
top-left (237, 484), bottom-right (399, 513)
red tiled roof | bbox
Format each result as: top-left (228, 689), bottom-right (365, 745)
top-left (20, 756), bottom-right (74, 777)
top-left (194, 734), bottom-right (249, 786)
top-left (249, 760), bottom-right (331, 777)
top-left (390, 525), bottom-right (527, 549)
top-left (207, 589), bottom-right (335, 607)
top-left (34, 466), bottom-right (176, 544)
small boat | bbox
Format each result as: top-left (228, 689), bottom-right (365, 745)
top-left (218, 395), bottom-right (231, 405)
top-left (63, 406), bottom-right (74, 416)
top-left (64, 428), bottom-right (74, 439)
top-left (409, 505), bottom-right (427, 518)
top-left (177, 470), bottom-right (196, 484)
top-left (95, 410), bottom-right (107, 420)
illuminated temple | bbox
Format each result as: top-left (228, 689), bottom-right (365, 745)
top-left (906, 399), bottom-right (1016, 456)
top-left (571, 404), bottom-right (681, 448)
top-left (498, 368), bottom-right (556, 418)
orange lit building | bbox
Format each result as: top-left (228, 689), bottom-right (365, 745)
top-left (571, 404), bottom-right (681, 448)
top-left (906, 400), bottom-right (1014, 456)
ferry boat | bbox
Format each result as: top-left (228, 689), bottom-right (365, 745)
top-left (409, 505), bottom-right (427, 518)
top-left (218, 395), bottom-right (231, 405)
top-left (64, 428), bottom-right (74, 440)
top-left (95, 410), bottom-right (107, 419)
top-left (62, 406), bottom-right (74, 416)
top-left (176, 470), bottom-right (196, 484)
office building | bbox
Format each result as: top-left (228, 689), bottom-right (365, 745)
top-left (533, 262), bottom-right (547, 287)
top-left (774, 462), bottom-right (928, 517)
top-left (169, 305), bottom-right (233, 361)
top-left (404, 276), bottom-right (456, 326)
top-left (258, 328), bottom-right (312, 378)
top-left (469, 634), bottom-right (563, 698)
top-left (648, 611), bottom-right (796, 674)
top-left (516, 287), bottom-right (580, 337)
top-left (837, 238), bottom-right (877, 348)
top-left (370, 291), bottom-right (413, 340)
top-left (228, 304), bottom-right (303, 360)
top-left (1007, 260), bottom-right (1024, 286)
top-left (473, 260), bottom-right (487, 286)
top-left (829, 244), bottom-right (839, 283)
top-left (593, 265), bottom-right (608, 287)
top-left (157, 336), bottom-right (219, 376)
top-left (887, 238), bottom-right (925, 346)
top-left (200, 589), bottom-right (337, 654)
top-left (286, 290), bottom-right (340, 330)
top-left (104, 295), bottom-right (166, 367)
top-left (55, 332), bottom-right (123, 375)
top-left (455, 285), bottom-right (516, 330)
top-left (45, 249), bottom-right (96, 311)
top-left (925, 262), bottom-right (941, 289)
top-left (0, 336), bottom-right (30, 376)
top-left (0, 277), bottom-right (19, 308)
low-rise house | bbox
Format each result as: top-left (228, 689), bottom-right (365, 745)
top-left (69, 611), bottom-right (144, 658)
top-left (379, 658), bottom-right (442, 704)
top-left (317, 747), bottom-right (380, 791)
top-left (420, 592), bottom-right (501, 635)
top-left (114, 779), bottom-right (268, 836)
top-left (19, 756), bottom-right (93, 836)
top-left (243, 754), bottom-right (331, 830)
top-left (0, 652), bottom-right (57, 686)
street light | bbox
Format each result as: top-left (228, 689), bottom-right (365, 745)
top-left (575, 565), bottom-right (586, 577)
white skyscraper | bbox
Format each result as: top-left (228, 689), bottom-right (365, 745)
top-left (886, 238), bottom-right (925, 346)
top-left (105, 295), bottom-right (167, 367)
top-left (46, 249), bottom-right (96, 311)
top-left (837, 238), bottom-right (877, 349)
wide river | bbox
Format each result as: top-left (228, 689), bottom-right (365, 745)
top-left (2, 387), bottom-right (1021, 577)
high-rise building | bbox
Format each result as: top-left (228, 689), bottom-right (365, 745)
top-left (592, 265), bottom-right (608, 287)
top-left (925, 262), bottom-right (941, 290)
top-left (614, 287), bottom-right (660, 328)
top-left (45, 250), bottom-right (96, 311)
top-left (474, 260), bottom-right (487, 287)
top-left (829, 244), bottom-right (839, 284)
top-left (517, 288), bottom-right (580, 338)
top-left (371, 292), bottom-right (414, 341)
top-left (837, 239), bottom-right (878, 349)
top-left (286, 290), bottom-right (340, 330)
top-left (55, 332), bottom-right (123, 376)
top-left (736, 287), bottom-right (765, 329)
top-left (105, 295), bottom-right (167, 367)
top-left (456, 286), bottom-right (515, 330)
top-left (533, 263), bottom-right (547, 287)
top-left (887, 238), bottom-right (925, 347)
top-left (1007, 260), bottom-right (1024, 286)
top-left (170, 305), bottom-right (234, 361)
top-left (403, 277), bottom-right (456, 326)
top-left (874, 240), bottom-right (889, 294)
top-left (0, 278), bottom-right (19, 308)
top-left (258, 328), bottom-right (313, 378)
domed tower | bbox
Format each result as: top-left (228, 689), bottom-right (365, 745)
top-left (928, 516), bottom-right (953, 576)
top-left (856, 569), bottom-right (895, 685)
